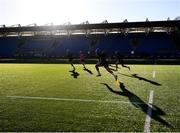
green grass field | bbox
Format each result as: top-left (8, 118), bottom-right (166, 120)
top-left (0, 64), bottom-right (180, 132)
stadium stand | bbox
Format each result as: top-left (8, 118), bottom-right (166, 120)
top-left (0, 37), bottom-right (18, 57)
top-left (0, 20), bottom-right (180, 60)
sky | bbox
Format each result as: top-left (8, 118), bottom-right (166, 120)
top-left (0, 0), bottom-right (180, 26)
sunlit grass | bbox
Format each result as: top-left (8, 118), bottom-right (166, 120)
top-left (0, 64), bottom-right (180, 131)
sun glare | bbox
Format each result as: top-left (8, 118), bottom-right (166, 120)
top-left (18, 0), bottom-right (88, 25)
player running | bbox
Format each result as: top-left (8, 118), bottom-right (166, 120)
top-left (95, 49), bottom-right (118, 81)
top-left (114, 51), bottom-right (130, 71)
top-left (79, 51), bottom-right (87, 69)
top-left (66, 49), bottom-right (75, 71)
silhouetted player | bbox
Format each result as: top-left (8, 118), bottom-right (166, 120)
top-left (95, 49), bottom-right (118, 81)
top-left (79, 51), bottom-right (86, 69)
top-left (66, 49), bottom-right (75, 71)
top-left (114, 51), bottom-right (130, 71)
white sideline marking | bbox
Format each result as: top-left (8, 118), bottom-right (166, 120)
top-left (152, 70), bottom-right (156, 78)
top-left (144, 90), bottom-right (154, 133)
top-left (7, 95), bottom-right (145, 105)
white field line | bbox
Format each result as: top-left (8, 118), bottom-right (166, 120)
top-left (144, 90), bottom-right (154, 133)
top-left (7, 95), bottom-right (145, 105)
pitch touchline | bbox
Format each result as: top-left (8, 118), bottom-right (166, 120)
top-left (144, 90), bottom-right (154, 133)
top-left (7, 95), bottom-right (145, 105)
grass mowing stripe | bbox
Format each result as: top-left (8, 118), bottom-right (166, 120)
top-left (7, 95), bottom-right (146, 105)
top-left (152, 70), bottom-right (156, 78)
top-left (144, 90), bottom-right (154, 133)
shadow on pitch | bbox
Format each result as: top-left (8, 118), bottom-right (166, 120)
top-left (83, 68), bottom-right (93, 75)
top-left (69, 70), bottom-right (80, 78)
top-left (101, 82), bottom-right (172, 128)
top-left (119, 73), bottom-right (161, 86)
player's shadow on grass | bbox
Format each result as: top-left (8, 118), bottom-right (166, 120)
top-left (101, 82), bottom-right (172, 128)
top-left (119, 73), bottom-right (161, 86)
top-left (83, 68), bottom-right (93, 75)
top-left (69, 70), bottom-right (79, 78)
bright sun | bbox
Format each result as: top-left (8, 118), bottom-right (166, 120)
top-left (18, 0), bottom-right (88, 25)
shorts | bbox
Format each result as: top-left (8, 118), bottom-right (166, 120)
top-left (80, 59), bottom-right (85, 62)
top-left (68, 58), bottom-right (73, 62)
top-left (97, 61), bottom-right (109, 67)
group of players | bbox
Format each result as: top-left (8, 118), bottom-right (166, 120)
top-left (66, 49), bottom-right (130, 83)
